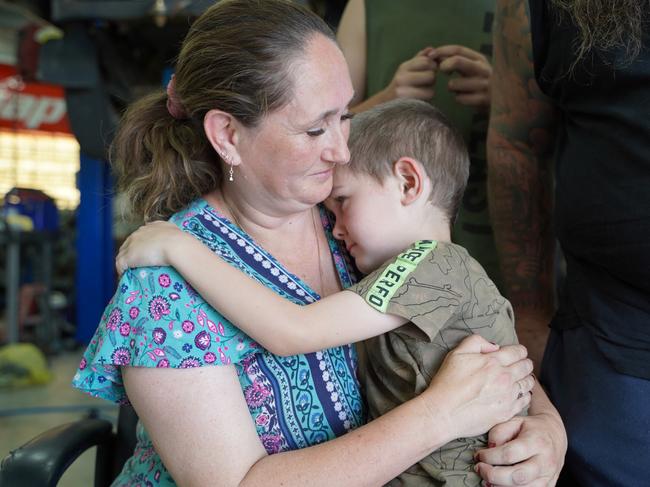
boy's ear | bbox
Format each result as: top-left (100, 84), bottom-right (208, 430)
top-left (203, 109), bottom-right (243, 166)
top-left (393, 157), bottom-right (426, 205)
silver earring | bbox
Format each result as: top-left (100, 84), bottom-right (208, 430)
top-left (222, 153), bottom-right (234, 182)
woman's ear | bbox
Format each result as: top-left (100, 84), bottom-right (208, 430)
top-left (393, 157), bottom-right (426, 205)
top-left (203, 109), bottom-right (242, 166)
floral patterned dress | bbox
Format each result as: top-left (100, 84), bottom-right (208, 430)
top-left (72, 199), bottom-right (365, 486)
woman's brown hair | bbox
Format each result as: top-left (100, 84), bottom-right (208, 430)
top-left (111, 0), bottom-right (335, 221)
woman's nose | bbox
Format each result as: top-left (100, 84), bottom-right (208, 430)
top-left (324, 126), bottom-right (350, 165)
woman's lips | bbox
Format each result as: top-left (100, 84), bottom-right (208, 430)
top-left (311, 168), bottom-right (333, 178)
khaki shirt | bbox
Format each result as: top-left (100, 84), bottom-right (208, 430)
top-left (349, 240), bottom-right (517, 486)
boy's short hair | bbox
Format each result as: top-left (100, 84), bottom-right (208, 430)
top-left (348, 99), bottom-right (470, 226)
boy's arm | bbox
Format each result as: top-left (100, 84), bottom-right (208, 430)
top-left (154, 228), bottom-right (406, 355)
top-left (170, 236), bottom-right (406, 355)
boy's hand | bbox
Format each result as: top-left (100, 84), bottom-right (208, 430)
top-left (116, 221), bottom-right (185, 275)
top-left (433, 45), bottom-right (492, 110)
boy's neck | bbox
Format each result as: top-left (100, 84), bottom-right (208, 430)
top-left (398, 222), bottom-right (451, 250)
top-left (397, 204), bottom-right (452, 249)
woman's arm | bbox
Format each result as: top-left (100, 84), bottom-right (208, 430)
top-left (123, 334), bottom-right (533, 487)
top-left (117, 222), bottom-right (406, 356)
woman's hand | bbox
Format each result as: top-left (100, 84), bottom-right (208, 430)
top-left (116, 221), bottom-right (187, 274)
top-left (475, 382), bottom-right (567, 486)
top-left (422, 335), bottom-right (534, 442)
top-left (433, 45), bottom-right (492, 110)
top-left (382, 47), bottom-right (438, 102)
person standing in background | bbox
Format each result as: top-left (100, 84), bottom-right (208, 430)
top-left (337, 0), bottom-right (501, 293)
top-left (487, 0), bottom-right (650, 484)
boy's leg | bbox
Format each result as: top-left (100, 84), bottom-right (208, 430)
top-left (541, 325), bottom-right (650, 487)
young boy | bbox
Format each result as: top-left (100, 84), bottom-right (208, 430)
top-left (118, 99), bottom-right (520, 486)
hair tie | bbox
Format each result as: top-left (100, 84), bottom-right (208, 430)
top-left (165, 74), bottom-right (188, 119)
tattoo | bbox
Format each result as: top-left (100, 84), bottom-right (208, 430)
top-left (487, 0), bottom-right (557, 316)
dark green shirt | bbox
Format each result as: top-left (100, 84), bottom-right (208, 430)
top-left (365, 0), bottom-right (502, 290)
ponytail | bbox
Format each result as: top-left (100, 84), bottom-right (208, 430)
top-left (111, 0), bottom-right (335, 221)
top-left (110, 92), bottom-right (221, 221)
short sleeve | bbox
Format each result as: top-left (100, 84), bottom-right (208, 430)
top-left (348, 240), bottom-right (510, 342)
top-left (72, 266), bottom-right (260, 404)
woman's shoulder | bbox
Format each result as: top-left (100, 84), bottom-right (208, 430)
top-left (72, 203), bottom-right (260, 404)
top-left (168, 198), bottom-right (209, 227)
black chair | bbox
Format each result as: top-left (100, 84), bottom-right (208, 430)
top-left (0, 405), bottom-right (138, 487)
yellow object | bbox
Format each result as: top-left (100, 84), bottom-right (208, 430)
top-left (35, 25), bottom-right (64, 44)
top-left (5, 213), bottom-right (34, 231)
top-left (0, 343), bottom-right (52, 388)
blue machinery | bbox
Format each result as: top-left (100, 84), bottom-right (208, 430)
top-left (74, 154), bottom-right (114, 343)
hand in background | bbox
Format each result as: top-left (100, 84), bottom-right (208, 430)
top-left (382, 47), bottom-right (438, 101)
top-left (434, 45), bottom-right (492, 110)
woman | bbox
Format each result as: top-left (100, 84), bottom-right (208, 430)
top-left (73, 1), bottom-right (565, 485)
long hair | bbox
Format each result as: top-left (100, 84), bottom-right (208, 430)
top-left (111, 0), bottom-right (335, 221)
top-left (551, 0), bottom-right (648, 68)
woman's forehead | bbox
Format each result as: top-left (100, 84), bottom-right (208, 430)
top-left (283, 37), bottom-right (353, 115)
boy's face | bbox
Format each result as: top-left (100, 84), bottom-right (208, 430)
top-left (324, 166), bottom-right (409, 274)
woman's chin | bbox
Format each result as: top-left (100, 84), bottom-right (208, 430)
top-left (310, 184), bottom-right (335, 206)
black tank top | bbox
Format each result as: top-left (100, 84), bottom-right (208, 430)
top-left (528, 0), bottom-right (650, 379)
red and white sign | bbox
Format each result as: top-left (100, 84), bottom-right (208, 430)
top-left (0, 64), bottom-right (71, 133)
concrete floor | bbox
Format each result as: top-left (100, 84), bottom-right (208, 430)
top-left (0, 349), bottom-right (119, 486)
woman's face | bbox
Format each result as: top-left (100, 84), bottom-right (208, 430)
top-left (233, 34), bottom-right (355, 213)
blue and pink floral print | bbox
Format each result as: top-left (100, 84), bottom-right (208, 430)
top-left (72, 199), bottom-right (365, 486)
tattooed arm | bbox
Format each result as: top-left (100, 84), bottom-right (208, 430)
top-left (487, 0), bottom-right (558, 371)
top-left (479, 4), bottom-right (567, 485)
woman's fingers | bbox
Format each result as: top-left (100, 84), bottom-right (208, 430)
top-left (452, 334), bottom-right (500, 354)
top-left (490, 344), bottom-right (529, 367)
top-left (516, 376), bottom-right (536, 398)
top-left (424, 337), bottom-right (534, 440)
top-left (510, 358), bottom-right (534, 386)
